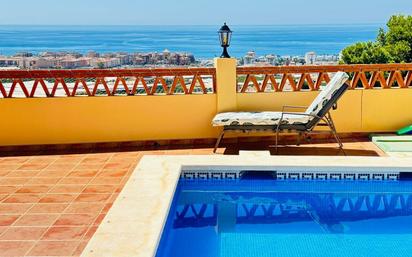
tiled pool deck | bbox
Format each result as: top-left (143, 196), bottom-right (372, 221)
top-left (0, 139), bottom-right (386, 256)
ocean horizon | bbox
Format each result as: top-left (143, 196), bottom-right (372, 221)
top-left (0, 24), bottom-right (381, 58)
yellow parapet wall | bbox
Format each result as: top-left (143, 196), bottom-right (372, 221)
top-left (362, 88), bottom-right (412, 132)
top-left (0, 95), bottom-right (219, 146)
top-left (215, 58), bottom-right (237, 113)
top-left (1, 88), bottom-right (411, 146)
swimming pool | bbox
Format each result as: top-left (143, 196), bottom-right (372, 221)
top-left (80, 156), bottom-right (412, 257)
top-left (156, 177), bottom-right (412, 257)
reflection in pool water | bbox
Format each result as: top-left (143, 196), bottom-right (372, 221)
top-left (156, 179), bottom-right (412, 257)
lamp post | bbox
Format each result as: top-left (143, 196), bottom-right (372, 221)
top-left (218, 23), bottom-right (232, 58)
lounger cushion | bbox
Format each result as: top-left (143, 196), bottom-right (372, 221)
top-left (212, 112), bottom-right (311, 126)
top-left (305, 72), bottom-right (349, 116)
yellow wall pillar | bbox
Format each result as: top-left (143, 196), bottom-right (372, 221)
top-left (214, 58), bottom-right (237, 112)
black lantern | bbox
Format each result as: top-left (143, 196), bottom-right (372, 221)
top-left (218, 22), bottom-right (232, 58)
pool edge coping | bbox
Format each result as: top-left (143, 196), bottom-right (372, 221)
top-left (80, 155), bottom-right (412, 257)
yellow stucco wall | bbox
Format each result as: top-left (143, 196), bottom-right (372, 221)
top-left (215, 58), bottom-right (237, 113)
top-left (1, 88), bottom-right (411, 146)
top-left (0, 95), bottom-right (219, 146)
top-left (362, 89), bottom-right (412, 132)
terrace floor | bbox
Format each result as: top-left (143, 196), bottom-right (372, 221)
top-left (0, 138), bottom-right (386, 257)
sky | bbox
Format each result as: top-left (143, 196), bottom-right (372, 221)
top-left (0, 0), bottom-right (411, 25)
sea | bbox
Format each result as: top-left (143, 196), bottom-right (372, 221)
top-left (0, 25), bottom-right (381, 58)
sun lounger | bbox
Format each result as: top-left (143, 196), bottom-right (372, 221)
top-left (212, 71), bottom-right (350, 153)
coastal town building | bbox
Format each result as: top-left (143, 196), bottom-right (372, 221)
top-left (243, 51), bottom-right (257, 65)
top-left (0, 49), bottom-right (339, 70)
top-left (0, 50), bottom-right (196, 69)
top-left (241, 52), bottom-right (312, 66)
top-left (0, 56), bottom-right (19, 67)
top-left (305, 51), bottom-right (317, 65)
top-left (315, 54), bottom-right (340, 65)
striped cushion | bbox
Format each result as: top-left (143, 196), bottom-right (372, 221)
top-left (212, 112), bottom-right (311, 126)
top-left (305, 72), bottom-right (349, 116)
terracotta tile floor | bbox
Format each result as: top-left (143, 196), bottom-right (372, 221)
top-left (0, 139), bottom-right (385, 257)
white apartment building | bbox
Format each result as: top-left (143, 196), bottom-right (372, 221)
top-left (305, 52), bottom-right (317, 65)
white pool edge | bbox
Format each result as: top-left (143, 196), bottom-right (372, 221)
top-left (80, 155), bottom-right (412, 257)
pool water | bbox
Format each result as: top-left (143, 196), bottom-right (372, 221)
top-left (155, 178), bottom-right (412, 257)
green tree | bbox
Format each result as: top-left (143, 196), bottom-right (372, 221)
top-left (341, 15), bottom-right (412, 64)
top-left (377, 28), bottom-right (386, 46)
top-left (384, 15), bottom-right (412, 62)
top-left (388, 41), bottom-right (411, 63)
top-left (340, 42), bottom-right (392, 64)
